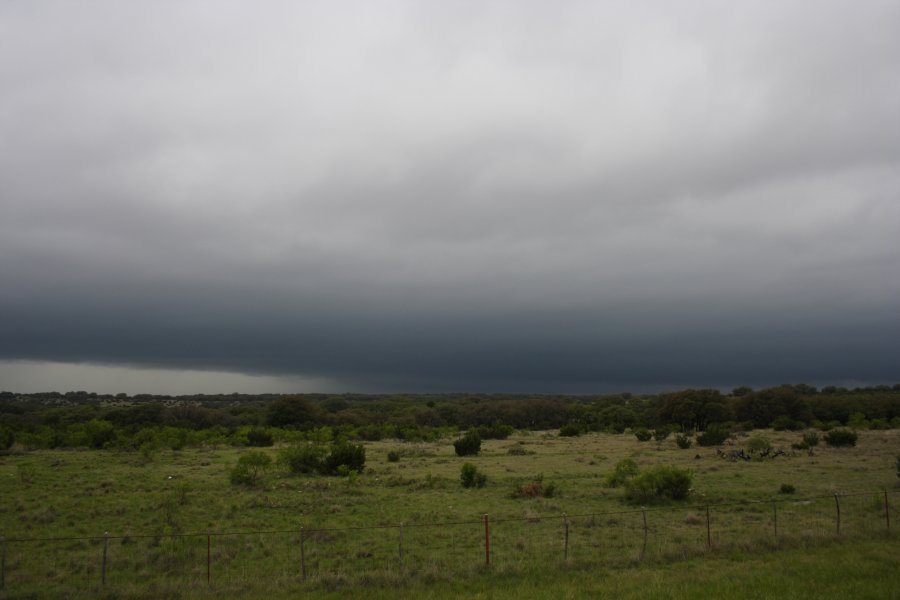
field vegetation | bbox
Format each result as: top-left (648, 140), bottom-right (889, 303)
top-left (1, 385), bottom-right (899, 598)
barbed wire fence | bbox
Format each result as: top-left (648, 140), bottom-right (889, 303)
top-left (1, 490), bottom-right (896, 593)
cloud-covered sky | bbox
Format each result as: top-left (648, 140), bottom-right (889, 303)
top-left (2, 1), bottom-right (899, 394)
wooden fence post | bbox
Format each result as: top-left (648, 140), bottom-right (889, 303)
top-left (483, 514), bottom-right (491, 566)
top-left (300, 527), bottom-right (307, 580)
top-left (101, 532), bottom-right (109, 585)
top-left (563, 514), bottom-right (569, 561)
top-left (206, 534), bottom-right (211, 584)
top-left (834, 494), bottom-right (841, 536)
top-left (399, 523), bottom-right (404, 566)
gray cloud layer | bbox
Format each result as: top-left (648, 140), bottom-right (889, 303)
top-left (2, 1), bottom-right (899, 392)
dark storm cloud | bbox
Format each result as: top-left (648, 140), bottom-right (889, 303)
top-left (2, 1), bottom-right (899, 393)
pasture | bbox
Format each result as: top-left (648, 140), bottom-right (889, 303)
top-left (1, 428), bottom-right (898, 598)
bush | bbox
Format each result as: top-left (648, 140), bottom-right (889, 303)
top-left (230, 451), bottom-right (272, 486)
top-left (633, 428), bottom-right (652, 442)
top-left (824, 428), bottom-right (858, 447)
top-left (675, 434), bottom-right (693, 449)
top-left (623, 466), bottom-right (692, 504)
top-left (802, 431), bottom-right (820, 447)
top-left (454, 431), bottom-right (482, 456)
top-left (558, 424), bottom-right (582, 437)
top-left (514, 477), bottom-right (557, 499)
top-left (246, 428), bottom-right (274, 447)
top-left (653, 427), bottom-right (671, 442)
top-left (324, 442), bottom-right (366, 474)
top-left (476, 424), bottom-right (514, 440)
top-left (746, 437), bottom-right (772, 453)
top-left (387, 450), bottom-right (400, 462)
top-left (779, 483), bottom-right (796, 494)
top-left (696, 426), bottom-right (730, 447)
top-left (280, 443), bottom-right (326, 474)
top-left (460, 463), bottom-right (487, 488)
top-left (0, 426), bottom-right (13, 451)
top-left (605, 458), bottom-right (639, 487)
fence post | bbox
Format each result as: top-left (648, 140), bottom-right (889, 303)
top-left (300, 527), bottom-right (307, 580)
top-left (483, 514), bottom-right (491, 566)
top-left (101, 532), bottom-right (109, 585)
top-left (2, 536), bottom-right (6, 590)
top-left (772, 501), bottom-right (778, 539)
top-left (640, 509), bottom-right (648, 561)
top-left (834, 494), bottom-right (841, 536)
top-left (705, 505), bottom-right (711, 549)
top-left (206, 534), bottom-right (211, 584)
top-left (563, 513), bottom-right (569, 561)
top-left (399, 523), bottom-right (404, 566)
top-left (885, 491), bottom-right (891, 533)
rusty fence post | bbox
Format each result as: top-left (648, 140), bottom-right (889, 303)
top-left (834, 494), bottom-right (841, 536)
top-left (101, 532), bottom-right (109, 585)
top-left (483, 514), bottom-right (491, 566)
top-left (563, 514), bottom-right (569, 561)
top-left (300, 527), bottom-right (307, 580)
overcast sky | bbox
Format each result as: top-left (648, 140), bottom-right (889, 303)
top-left (2, 1), bottom-right (899, 395)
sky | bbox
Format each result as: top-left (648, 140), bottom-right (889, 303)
top-left (2, 1), bottom-right (899, 395)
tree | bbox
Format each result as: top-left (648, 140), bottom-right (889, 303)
top-left (267, 395), bottom-right (318, 428)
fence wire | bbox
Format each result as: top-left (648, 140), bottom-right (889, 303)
top-left (1, 490), bottom-right (896, 593)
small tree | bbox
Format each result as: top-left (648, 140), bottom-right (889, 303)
top-left (454, 431), bottom-right (482, 456)
top-left (230, 451), bottom-right (272, 487)
top-left (696, 425), bottom-right (730, 447)
top-left (633, 428), bottom-right (652, 442)
top-left (824, 428), bottom-right (858, 447)
top-left (460, 462), bottom-right (487, 488)
top-left (605, 458), bottom-right (639, 487)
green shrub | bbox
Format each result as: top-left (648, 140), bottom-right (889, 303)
top-left (230, 451), bottom-right (272, 487)
top-left (460, 462), bottom-right (487, 488)
top-left (387, 450), bottom-right (400, 463)
top-left (824, 428), bottom-right (858, 447)
top-left (246, 428), bottom-right (274, 447)
top-left (280, 443), bottom-right (326, 474)
top-left (653, 427), bottom-right (671, 442)
top-left (454, 431), bottom-right (482, 456)
top-left (507, 444), bottom-right (531, 456)
top-left (802, 431), bottom-right (820, 447)
top-left (696, 426), bottom-right (730, 447)
top-left (623, 466), bottom-right (692, 504)
top-left (746, 436), bottom-right (772, 453)
top-left (0, 426), bottom-right (13, 451)
top-left (675, 434), bottom-right (693, 449)
top-left (605, 458), bottom-right (639, 487)
top-left (779, 483), bottom-right (796, 494)
top-left (633, 428), bottom-right (652, 442)
top-left (476, 424), bottom-right (514, 440)
top-left (324, 442), bottom-right (366, 474)
top-left (558, 424), bottom-right (582, 437)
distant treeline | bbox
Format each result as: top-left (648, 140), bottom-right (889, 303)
top-left (1, 384), bottom-right (899, 451)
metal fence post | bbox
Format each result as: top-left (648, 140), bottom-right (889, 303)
top-left (563, 513), bottom-right (569, 561)
top-left (101, 532), bottom-right (109, 585)
top-left (206, 534), bottom-right (211, 584)
top-left (706, 506), bottom-right (711, 549)
top-left (773, 501), bottom-right (778, 539)
top-left (885, 491), bottom-right (891, 533)
top-left (399, 523), bottom-right (404, 566)
top-left (483, 514), bottom-right (491, 566)
top-left (300, 527), bottom-right (307, 580)
top-left (834, 494), bottom-right (841, 536)
top-left (640, 509), bottom-right (648, 561)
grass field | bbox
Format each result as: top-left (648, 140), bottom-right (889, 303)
top-left (1, 428), bottom-right (898, 598)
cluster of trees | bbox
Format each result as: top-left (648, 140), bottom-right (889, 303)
top-left (1, 384), bottom-right (899, 451)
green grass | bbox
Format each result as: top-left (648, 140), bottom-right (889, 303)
top-left (1, 428), bottom-right (898, 598)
